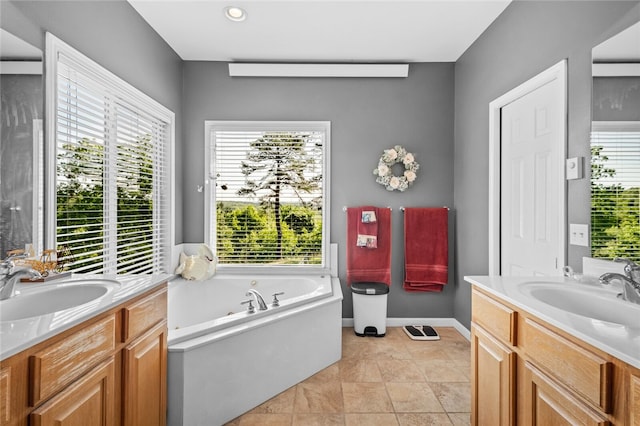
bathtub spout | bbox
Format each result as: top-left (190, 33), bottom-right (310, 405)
top-left (246, 289), bottom-right (268, 310)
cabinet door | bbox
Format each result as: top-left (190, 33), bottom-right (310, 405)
top-left (1, 365), bottom-right (13, 425)
top-left (30, 357), bottom-right (115, 426)
top-left (523, 362), bottom-right (609, 426)
top-left (0, 360), bottom-right (27, 426)
top-left (471, 324), bottom-right (515, 426)
top-left (122, 321), bottom-right (167, 426)
top-left (631, 371), bottom-right (640, 426)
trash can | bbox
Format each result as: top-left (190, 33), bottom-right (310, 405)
top-left (351, 282), bottom-right (389, 337)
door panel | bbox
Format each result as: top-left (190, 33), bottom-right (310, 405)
top-left (501, 77), bottom-right (563, 277)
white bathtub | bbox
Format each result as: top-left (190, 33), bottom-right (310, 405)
top-left (167, 274), bottom-right (343, 425)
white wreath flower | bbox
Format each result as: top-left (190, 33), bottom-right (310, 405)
top-left (373, 145), bottom-right (419, 192)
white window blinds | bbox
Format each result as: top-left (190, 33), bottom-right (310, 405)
top-left (206, 121), bottom-right (329, 268)
top-left (590, 121), bottom-right (640, 262)
top-left (50, 35), bottom-right (172, 274)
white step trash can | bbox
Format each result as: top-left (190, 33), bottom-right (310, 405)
top-left (351, 282), bottom-right (389, 337)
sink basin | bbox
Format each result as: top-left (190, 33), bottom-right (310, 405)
top-left (519, 282), bottom-right (640, 327)
top-left (0, 280), bottom-right (119, 321)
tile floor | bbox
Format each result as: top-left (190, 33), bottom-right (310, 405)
top-left (226, 326), bottom-right (471, 426)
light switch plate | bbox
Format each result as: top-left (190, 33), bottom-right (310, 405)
top-left (570, 223), bottom-right (589, 246)
top-left (566, 157), bottom-right (583, 180)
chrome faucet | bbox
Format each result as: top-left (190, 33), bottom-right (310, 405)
top-left (614, 257), bottom-right (640, 282)
top-left (245, 289), bottom-right (268, 311)
top-left (599, 258), bottom-right (640, 305)
top-left (0, 254), bottom-right (42, 300)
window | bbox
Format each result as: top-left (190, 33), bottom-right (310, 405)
top-left (46, 34), bottom-right (173, 274)
top-left (590, 121), bottom-right (640, 262)
top-left (205, 121), bottom-right (330, 270)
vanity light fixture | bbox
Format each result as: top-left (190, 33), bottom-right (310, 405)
top-left (224, 6), bottom-right (247, 22)
top-left (228, 63), bottom-right (410, 78)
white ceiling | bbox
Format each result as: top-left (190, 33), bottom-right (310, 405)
top-left (128, 0), bottom-right (512, 62)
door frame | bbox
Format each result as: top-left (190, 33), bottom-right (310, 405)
top-left (488, 60), bottom-right (567, 275)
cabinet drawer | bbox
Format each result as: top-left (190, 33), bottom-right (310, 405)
top-left (123, 287), bottom-right (167, 342)
top-left (472, 289), bottom-right (516, 345)
top-left (30, 314), bottom-right (116, 406)
top-left (524, 318), bottom-right (612, 413)
top-left (30, 356), bottom-right (115, 426)
top-left (524, 361), bottom-right (610, 426)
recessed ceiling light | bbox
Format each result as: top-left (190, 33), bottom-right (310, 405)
top-left (224, 6), bottom-right (246, 22)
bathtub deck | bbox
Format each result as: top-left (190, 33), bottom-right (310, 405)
top-left (226, 327), bottom-right (471, 426)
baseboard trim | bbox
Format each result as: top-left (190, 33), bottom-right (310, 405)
top-left (342, 317), bottom-right (470, 341)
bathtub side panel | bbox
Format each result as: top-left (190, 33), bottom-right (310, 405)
top-left (177, 298), bottom-right (342, 425)
top-left (167, 351), bottom-right (185, 425)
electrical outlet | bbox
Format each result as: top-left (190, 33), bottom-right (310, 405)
top-left (569, 223), bottom-right (589, 246)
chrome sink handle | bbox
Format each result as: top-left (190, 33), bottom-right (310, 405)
top-left (271, 292), bottom-right (285, 307)
top-left (1, 252), bottom-right (28, 273)
top-left (0, 261), bottom-right (10, 276)
top-left (614, 257), bottom-right (640, 281)
top-left (5, 252), bottom-right (28, 261)
top-left (241, 299), bottom-right (255, 314)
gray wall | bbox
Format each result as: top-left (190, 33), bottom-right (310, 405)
top-left (182, 62), bottom-right (456, 318)
top-left (0, 0), bottom-right (184, 243)
top-left (6, 0), bottom-right (640, 324)
top-left (453, 1), bottom-right (640, 328)
top-left (593, 77), bottom-right (640, 121)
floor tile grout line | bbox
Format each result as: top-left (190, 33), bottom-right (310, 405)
top-left (231, 327), bottom-right (470, 424)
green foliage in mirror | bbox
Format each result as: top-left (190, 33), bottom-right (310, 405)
top-left (590, 138), bottom-right (640, 262)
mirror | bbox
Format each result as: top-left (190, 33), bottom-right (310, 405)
top-left (590, 21), bottom-right (640, 261)
top-left (0, 28), bottom-right (43, 257)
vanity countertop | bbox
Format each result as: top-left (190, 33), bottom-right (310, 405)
top-left (465, 275), bottom-right (640, 369)
top-left (0, 273), bottom-right (171, 360)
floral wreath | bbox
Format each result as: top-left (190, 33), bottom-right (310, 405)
top-left (373, 145), bottom-right (419, 192)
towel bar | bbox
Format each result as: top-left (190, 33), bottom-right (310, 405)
top-left (399, 206), bottom-right (449, 211)
top-left (342, 206), bottom-right (392, 212)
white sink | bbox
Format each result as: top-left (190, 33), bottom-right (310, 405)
top-left (0, 279), bottom-right (119, 322)
top-left (518, 282), bottom-right (640, 328)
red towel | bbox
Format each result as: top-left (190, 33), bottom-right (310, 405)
top-left (403, 207), bottom-right (448, 292)
top-left (346, 206), bottom-right (391, 285)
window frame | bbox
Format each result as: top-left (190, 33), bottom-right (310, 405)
top-left (45, 33), bottom-right (175, 274)
top-left (204, 120), bottom-right (331, 275)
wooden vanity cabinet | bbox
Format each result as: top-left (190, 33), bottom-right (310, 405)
top-left (0, 283), bottom-right (167, 426)
top-left (471, 286), bottom-right (634, 425)
top-left (630, 368), bottom-right (640, 426)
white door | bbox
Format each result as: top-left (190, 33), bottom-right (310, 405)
top-left (500, 73), bottom-right (565, 276)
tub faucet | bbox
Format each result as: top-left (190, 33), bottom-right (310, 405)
top-left (0, 254), bottom-right (42, 300)
top-left (246, 289), bottom-right (268, 311)
top-left (599, 272), bottom-right (640, 305)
